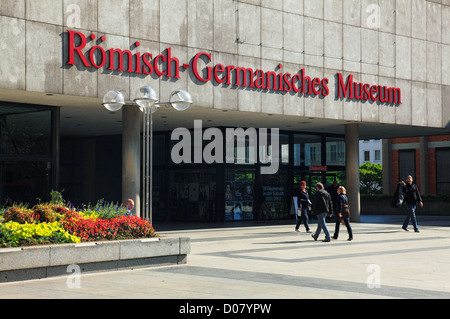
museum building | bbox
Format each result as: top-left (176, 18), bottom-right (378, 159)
top-left (0, 0), bottom-right (449, 224)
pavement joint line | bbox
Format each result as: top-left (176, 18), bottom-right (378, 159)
top-left (198, 244), bottom-right (450, 264)
top-left (152, 265), bottom-right (450, 299)
top-left (1, 216), bottom-right (449, 299)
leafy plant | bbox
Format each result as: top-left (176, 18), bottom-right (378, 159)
top-left (33, 204), bottom-right (61, 223)
top-left (86, 199), bottom-right (130, 219)
top-left (3, 205), bottom-right (39, 224)
top-left (0, 221), bottom-right (80, 248)
top-left (1, 192), bottom-right (156, 248)
top-left (49, 189), bottom-right (66, 207)
top-left (359, 163), bottom-right (383, 195)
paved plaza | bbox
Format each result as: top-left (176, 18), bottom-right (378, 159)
top-left (0, 215), bottom-right (449, 299)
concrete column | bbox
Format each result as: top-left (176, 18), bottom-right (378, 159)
top-left (419, 137), bottom-right (428, 194)
top-left (382, 139), bottom-right (392, 195)
top-left (345, 124), bottom-right (360, 222)
top-left (122, 104), bottom-right (141, 216)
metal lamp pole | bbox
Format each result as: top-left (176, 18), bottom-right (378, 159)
top-left (141, 103), bottom-right (157, 223)
top-left (103, 87), bottom-right (192, 224)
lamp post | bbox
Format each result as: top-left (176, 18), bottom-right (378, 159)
top-left (102, 86), bottom-right (192, 223)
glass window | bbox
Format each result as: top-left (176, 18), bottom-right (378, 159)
top-left (374, 150), bottom-right (381, 161)
top-left (0, 106), bottom-right (55, 206)
top-left (294, 134), bottom-right (322, 167)
top-left (280, 134), bottom-right (289, 165)
top-left (0, 110), bottom-right (52, 156)
top-left (167, 169), bottom-right (217, 221)
top-left (225, 169), bottom-right (255, 221)
top-left (233, 130), bottom-right (257, 165)
top-left (309, 144), bottom-right (320, 164)
top-left (326, 137), bottom-right (345, 166)
top-left (364, 151), bottom-right (370, 162)
top-left (153, 134), bottom-right (165, 166)
top-left (260, 171), bottom-right (288, 220)
top-left (0, 161), bottom-right (52, 205)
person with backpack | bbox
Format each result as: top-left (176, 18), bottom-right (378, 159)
top-left (311, 183), bottom-right (333, 242)
top-left (400, 175), bottom-right (423, 232)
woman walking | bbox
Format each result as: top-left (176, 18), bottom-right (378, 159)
top-left (332, 186), bottom-right (353, 241)
top-left (295, 181), bottom-right (312, 233)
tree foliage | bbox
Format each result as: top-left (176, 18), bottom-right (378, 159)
top-left (359, 163), bottom-right (383, 194)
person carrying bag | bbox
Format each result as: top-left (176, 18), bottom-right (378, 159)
top-left (332, 186), bottom-right (353, 241)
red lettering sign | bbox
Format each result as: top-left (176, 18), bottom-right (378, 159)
top-left (310, 165), bottom-right (327, 172)
top-left (66, 30), bottom-right (180, 78)
top-left (337, 73), bottom-right (402, 105)
top-left (65, 30), bottom-right (401, 104)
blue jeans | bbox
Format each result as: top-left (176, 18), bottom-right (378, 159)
top-left (403, 204), bottom-right (419, 231)
top-left (314, 213), bottom-right (331, 240)
top-left (295, 206), bottom-right (310, 231)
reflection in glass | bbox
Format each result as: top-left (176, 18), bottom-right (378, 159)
top-left (326, 137), bottom-right (345, 166)
top-left (294, 134), bottom-right (322, 167)
top-left (0, 111), bottom-right (51, 156)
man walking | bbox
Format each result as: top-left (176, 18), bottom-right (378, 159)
top-left (400, 175), bottom-right (423, 233)
top-left (311, 183), bottom-right (333, 242)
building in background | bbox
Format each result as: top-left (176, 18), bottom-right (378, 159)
top-left (359, 139), bottom-right (382, 165)
top-left (384, 135), bottom-right (450, 195)
top-left (1, 1), bottom-right (449, 224)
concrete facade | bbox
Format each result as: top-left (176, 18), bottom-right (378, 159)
top-left (0, 0), bottom-right (448, 131)
top-left (1, 1), bottom-right (449, 221)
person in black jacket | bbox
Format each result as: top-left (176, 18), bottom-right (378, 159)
top-left (311, 183), bottom-right (333, 242)
top-left (400, 175), bottom-right (423, 232)
top-left (326, 180), bottom-right (340, 218)
top-left (294, 181), bottom-right (312, 233)
top-left (332, 186), bottom-right (353, 241)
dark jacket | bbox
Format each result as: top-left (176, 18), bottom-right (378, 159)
top-left (402, 182), bottom-right (423, 205)
top-left (312, 189), bottom-right (333, 215)
top-left (391, 182), bottom-right (422, 207)
top-left (337, 194), bottom-right (350, 219)
top-left (296, 189), bottom-right (310, 210)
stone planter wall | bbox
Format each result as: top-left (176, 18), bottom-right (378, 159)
top-left (361, 198), bottom-right (450, 216)
top-left (0, 237), bottom-right (190, 283)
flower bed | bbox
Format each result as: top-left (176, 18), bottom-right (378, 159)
top-left (1, 201), bottom-right (156, 248)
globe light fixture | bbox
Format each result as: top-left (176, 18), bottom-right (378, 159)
top-left (102, 90), bottom-right (125, 112)
top-left (169, 90), bottom-right (193, 111)
top-left (134, 86), bottom-right (159, 112)
top-left (102, 86), bottom-right (192, 223)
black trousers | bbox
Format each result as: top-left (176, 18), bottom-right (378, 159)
top-left (333, 217), bottom-right (353, 239)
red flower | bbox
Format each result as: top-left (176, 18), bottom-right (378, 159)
top-left (60, 215), bottom-right (155, 242)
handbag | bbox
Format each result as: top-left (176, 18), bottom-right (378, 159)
top-left (343, 204), bottom-right (350, 218)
